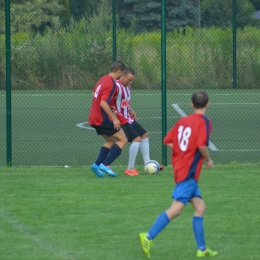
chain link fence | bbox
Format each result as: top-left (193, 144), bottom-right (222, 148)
top-left (1, 0), bottom-right (260, 166)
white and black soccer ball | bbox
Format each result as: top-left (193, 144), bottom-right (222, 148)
top-left (144, 160), bottom-right (160, 175)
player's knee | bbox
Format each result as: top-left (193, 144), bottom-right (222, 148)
top-left (121, 135), bottom-right (128, 146)
top-left (142, 132), bottom-right (149, 139)
top-left (105, 137), bottom-right (116, 147)
top-left (202, 204), bottom-right (207, 214)
top-left (166, 206), bottom-right (183, 220)
top-left (196, 204), bottom-right (206, 216)
top-left (133, 136), bottom-right (141, 142)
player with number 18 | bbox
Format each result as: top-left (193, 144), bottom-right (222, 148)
top-left (139, 90), bottom-right (218, 258)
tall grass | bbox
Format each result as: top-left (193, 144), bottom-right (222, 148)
top-left (1, 21), bottom-right (260, 90)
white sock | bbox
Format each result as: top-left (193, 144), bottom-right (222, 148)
top-left (140, 137), bottom-right (150, 165)
top-left (128, 142), bottom-right (140, 169)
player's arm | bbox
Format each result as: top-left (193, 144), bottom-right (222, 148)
top-left (198, 146), bottom-right (213, 168)
top-left (165, 143), bottom-right (173, 149)
top-left (163, 127), bottom-right (175, 149)
top-left (100, 100), bottom-right (121, 130)
top-left (129, 108), bottom-right (136, 120)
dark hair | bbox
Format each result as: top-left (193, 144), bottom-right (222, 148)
top-left (110, 60), bottom-right (126, 73)
top-left (122, 67), bottom-right (135, 76)
top-left (192, 90), bottom-right (209, 109)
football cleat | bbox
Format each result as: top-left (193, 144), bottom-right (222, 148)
top-left (139, 233), bottom-right (153, 258)
top-left (159, 165), bottom-right (164, 171)
top-left (99, 163), bottom-right (117, 177)
top-left (125, 168), bottom-right (139, 176)
top-left (91, 163), bottom-right (105, 178)
top-left (197, 248), bottom-right (218, 257)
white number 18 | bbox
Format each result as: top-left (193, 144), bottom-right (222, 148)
top-left (178, 126), bottom-right (191, 151)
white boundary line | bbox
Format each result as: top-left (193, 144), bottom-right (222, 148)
top-left (172, 102), bottom-right (260, 105)
top-left (171, 103), bottom-right (260, 152)
top-left (214, 150), bottom-right (260, 152)
top-left (1, 93), bottom-right (260, 97)
top-left (171, 103), bottom-right (218, 151)
top-left (76, 108), bottom-right (260, 152)
top-left (76, 121), bottom-right (162, 134)
top-left (0, 207), bottom-right (71, 259)
top-left (76, 122), bottom-right (94, 130)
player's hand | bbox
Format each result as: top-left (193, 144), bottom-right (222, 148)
top-left (206, 159), bottom-right (213, 169)
top-left (130, 109), bottom-right (136, 120)
top-left (112, 118), bottom-right (121, 130)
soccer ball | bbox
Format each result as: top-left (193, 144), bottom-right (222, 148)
top-left (144, 160), bottom-right (160, 175)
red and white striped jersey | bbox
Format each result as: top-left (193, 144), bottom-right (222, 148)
top-left (113, 80), bottom-right (134, 124)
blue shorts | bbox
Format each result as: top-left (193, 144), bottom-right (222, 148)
top-left (172, 178), bottom-right (202, 205)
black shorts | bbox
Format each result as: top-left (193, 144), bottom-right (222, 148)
top-left (91, 122), bottom-right (120, 136)
top-left (122, 121), bottom-right (147, 142)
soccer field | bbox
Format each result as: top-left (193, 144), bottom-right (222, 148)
top-left (0, 89), bottom-right (260, 166)
top-left (0, 164), bottom-right (259, 260)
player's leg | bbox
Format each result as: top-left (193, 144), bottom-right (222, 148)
top-left (139, 178), bottom-right (201, 258)
top-left (149, 199), bottom-right (184, 239)
top-left (134, 121), bottom-right (164, 170)
top-left (90, 126), bottom-right (115, 177)
top-left (91, 123), bottom-right (127, 177)
top-left (139, 179), bottom-right (196, 258)
top-left (130, 121), bottom-right (150, 164)
top-left (102, 128), bottom-right (127, 165)
top-left (95, 135), bottom-right (116, 166)
top-left (140, 132), bottom-right (150, 164)
top-left (126, 135), bottom-right (141, 175)
top-left (190, 195), bottom-right (218, 257)
top-left (139, 199), bottom-right (184, 258)
top-left (99, 128), bottom-right (128, 177)
top-left (122, 123), bottom-right (141, 176)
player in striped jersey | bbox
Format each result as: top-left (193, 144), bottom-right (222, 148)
top-left (112, 67), bottom-right (163, 176)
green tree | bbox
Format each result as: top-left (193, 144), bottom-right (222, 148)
top-left (59, 0), bottom-right (71, 27)
top-left (118, 0), bottom-right (199, 32)
top-left (201, 0), bottom-right (255, 29)
top-left (249, 0), bottom-right (260, 10)
top-left (9, 0), bottom-right (65, 34)
top-left (69, 0), bottom-right (87, 21)
top-left (68, 0), bottom-right (103, 22)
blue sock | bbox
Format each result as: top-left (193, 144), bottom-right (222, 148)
top-left (192, 216), bottom-right (206, 251)
top-left (102, 144), bottom-right (122, 166)
top-left (147, 212), bottom-right (170, 240)
top-left (95, 146), bottom-right (110, 166)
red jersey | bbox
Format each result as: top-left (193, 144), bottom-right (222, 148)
top-left (164, 114), bottom-right (212, 183)
top-left (88, 75), bottom-right (117, 125)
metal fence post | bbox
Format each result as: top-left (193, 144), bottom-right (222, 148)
top-left (5, 0), bottom-right (12, 166)
top-left (233, 0), bottom-right (237, 89)
top-left (112, 0), bottom-right (117, 62)
top-left (161, 0), bottom-right (167, 166)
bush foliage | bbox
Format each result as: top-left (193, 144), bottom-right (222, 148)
top-left (1, 8), bottom-right (260, 90)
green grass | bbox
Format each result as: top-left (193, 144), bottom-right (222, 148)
top-left (0, 89), bottom-right (260, 166)
top-left (0, 164), bottom-right (260, 260)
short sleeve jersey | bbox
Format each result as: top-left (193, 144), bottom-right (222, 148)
top-left (164, 114), bottom-right (212, 183)
top-left (109, 80), bottom-right (134, 124)
top-left (88, 75), bottom-right (117, 125)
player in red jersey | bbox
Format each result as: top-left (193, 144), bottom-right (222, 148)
top-left (88, 60), bottom-right (127, 178)
top-left (112, 67), bottom-right (163, 176)
top-left (139, 91), bottom-right (218, 258)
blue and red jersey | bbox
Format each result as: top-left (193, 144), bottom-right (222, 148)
top-left (88, 75), bottom-right (117, 125)
top-left (164, 114), bottom-right (212, 183)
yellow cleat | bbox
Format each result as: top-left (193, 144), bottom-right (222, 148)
top-left (197, 248), bottom-right (218, 257)
top-left (139, 233), bottom-right (153, 258)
